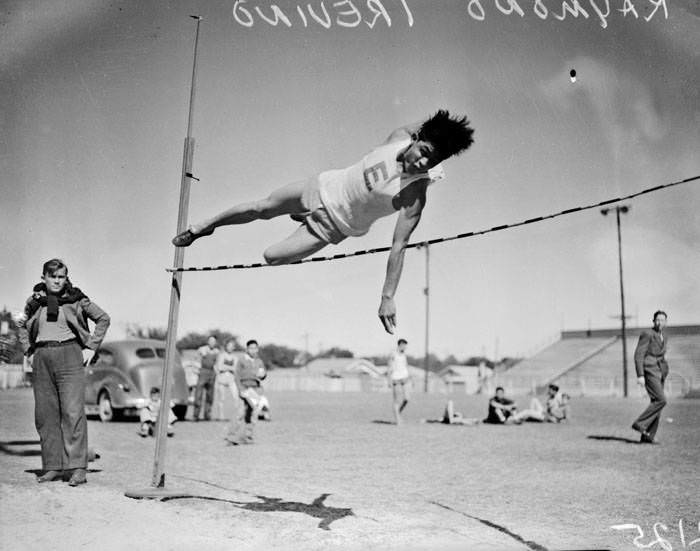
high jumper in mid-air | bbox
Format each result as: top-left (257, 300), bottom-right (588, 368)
top-left (173, 109), bottom-right (474, 334)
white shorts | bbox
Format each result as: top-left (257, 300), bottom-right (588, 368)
top-left (300, 178), bottom-right (347, 245)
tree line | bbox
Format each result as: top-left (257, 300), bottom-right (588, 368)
top-left (0, 315), bottom-right (519, 371)
top-left (127, 325), bottom-right (520, 371)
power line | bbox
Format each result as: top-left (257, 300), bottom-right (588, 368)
top-left (169, 174), bottom-right (699, 273)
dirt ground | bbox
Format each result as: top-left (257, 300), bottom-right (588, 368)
top-left (1, 388), bottom-right (698, 551)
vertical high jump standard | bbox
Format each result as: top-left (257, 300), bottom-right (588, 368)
top-left (125, 15), bottom-right (202, 499)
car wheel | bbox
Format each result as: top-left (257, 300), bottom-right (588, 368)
top-left (172, 404), bottom-right (188, 421)
top-left (98, 391), bottom-right (114, 422)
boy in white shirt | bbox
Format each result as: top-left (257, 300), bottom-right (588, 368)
top-left (387, 338), bottom-right (411, 424)
top-left (213, 339), bottom-right (239, 421)
top-left (138, 387), bottom-right (176, 437)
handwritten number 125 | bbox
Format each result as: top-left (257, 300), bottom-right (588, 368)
top-left (611, 520), bottom-right (700, 550)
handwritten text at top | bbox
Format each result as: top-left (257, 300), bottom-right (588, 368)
top-left (232, 0), bottom-right (668, 30)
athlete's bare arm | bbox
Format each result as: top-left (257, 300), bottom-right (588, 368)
top-left (383, 121), bottom-right (422, 144)
top-left (378, 180), bottom-right (428, 334)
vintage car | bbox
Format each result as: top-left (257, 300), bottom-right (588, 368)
top-left (84, 339), bottom-right (189, 422)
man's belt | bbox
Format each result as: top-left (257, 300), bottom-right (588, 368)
top-left (35, 339), bottom-right (78, 348)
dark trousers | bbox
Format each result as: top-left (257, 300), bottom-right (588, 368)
top-left (634, 366), bottom-right (667, 439)
top-left (193, 368), bottom-right (215, 420)
top-left (32, 343), bottom-right (88, 471)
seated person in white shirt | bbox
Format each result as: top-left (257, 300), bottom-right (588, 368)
top-left (139, 387), bottom-right (177, 437)
top-left (512, 384), bottom-right (570, 423)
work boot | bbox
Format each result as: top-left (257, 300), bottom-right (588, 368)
top-left (37, 470), bottom-right (63, 483)
top-left (67, 468), bottom-right (87, 487)
top-left (632, 422), bottom-right (653, 441)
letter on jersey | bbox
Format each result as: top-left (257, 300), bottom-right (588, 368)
top-left (363, 161), bottom-right (388, 191)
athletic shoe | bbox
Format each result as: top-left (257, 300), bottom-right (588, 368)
top-left (289, 213), bottom-right (308, 223)
top-left (172, 226), bottom-right (214, 247)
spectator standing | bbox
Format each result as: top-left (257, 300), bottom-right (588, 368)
top-left (387, 338), bottom-right (411, 424)
top-left (226, 339), bottom-right (267, 445)
top-left (213, 339), bottom-right (239, 421)
top-left (193, 335), bottom-right (219, 421)
top-left (17, 258), bottom-right (110, 486)
top-left (632, 311), bottom-right (669, 444)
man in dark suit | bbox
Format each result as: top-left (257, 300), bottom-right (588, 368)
top-left (632, 310), bottom-right (669, 444)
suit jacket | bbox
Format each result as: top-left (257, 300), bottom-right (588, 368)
top-left (633, 330), bottom-right (668, 378)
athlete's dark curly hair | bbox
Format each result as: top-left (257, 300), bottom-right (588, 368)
top-left (417, 110), bottom-right (474, 161)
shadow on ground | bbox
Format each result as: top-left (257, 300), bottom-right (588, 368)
top-left (3, 440), bottom-right (102, 460)
top-left (431, 501), bottom-right (549, 551)
top-left (587, 435), bottom-right (641, 444)
top-left (164, 493), bottom-right (354, 530)
top-left (24, 468), bottom-right (103, 477)
top-left (0, 440), bottom-right (41, 456)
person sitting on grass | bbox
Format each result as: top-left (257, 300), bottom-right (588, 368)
top-left (422, 400), bottom-right (482, 425)
top-left (138, 387), bottom-right (177, 438)
top-left (483, 387), bottom-right (518, 424)
top-left (512, 384), bottom-right (570, 424)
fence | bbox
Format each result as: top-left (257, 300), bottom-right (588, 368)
top-left (0, 364), bottom-right (26, 390)
top-left (493, 372), bottom-right (692, 397)
top-left (2, 365), bottom-right (694, 397)
top-left (264, 371), bottom-right (446, 393)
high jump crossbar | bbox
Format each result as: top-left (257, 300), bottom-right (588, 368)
top-left (169, 174), bottom-right (699, 273)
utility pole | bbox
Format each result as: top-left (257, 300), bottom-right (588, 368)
top-left (421, 244), bottom-right (430, 393)
top-left (601, 204), bottom-right (630, 397)
top-left (302, 332), bottom-right (310, 363)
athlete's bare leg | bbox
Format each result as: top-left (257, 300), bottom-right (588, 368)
top-left (263, 223), bottom-right (329, 265)
top-left (173, 179), bottom-right (311, 246)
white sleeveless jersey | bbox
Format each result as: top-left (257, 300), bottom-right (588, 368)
top-left (388, 351), bottom-right (410, 381)
top-left (318, 139), bottom-right (445, 237)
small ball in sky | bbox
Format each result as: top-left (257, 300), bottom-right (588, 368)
top-left (569, 69), bottom-right (577, 83)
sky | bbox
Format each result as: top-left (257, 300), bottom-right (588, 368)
top-left (1, 0), bottom-right (699, 360)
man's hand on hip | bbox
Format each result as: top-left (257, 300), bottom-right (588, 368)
top-left (637, 376), bottom-right (645, 387)
top-left (82, 348), bottom-right (95, 366)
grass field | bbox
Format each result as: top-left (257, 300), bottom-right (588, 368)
top-left (1, 388), bottom-right (698, 550)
